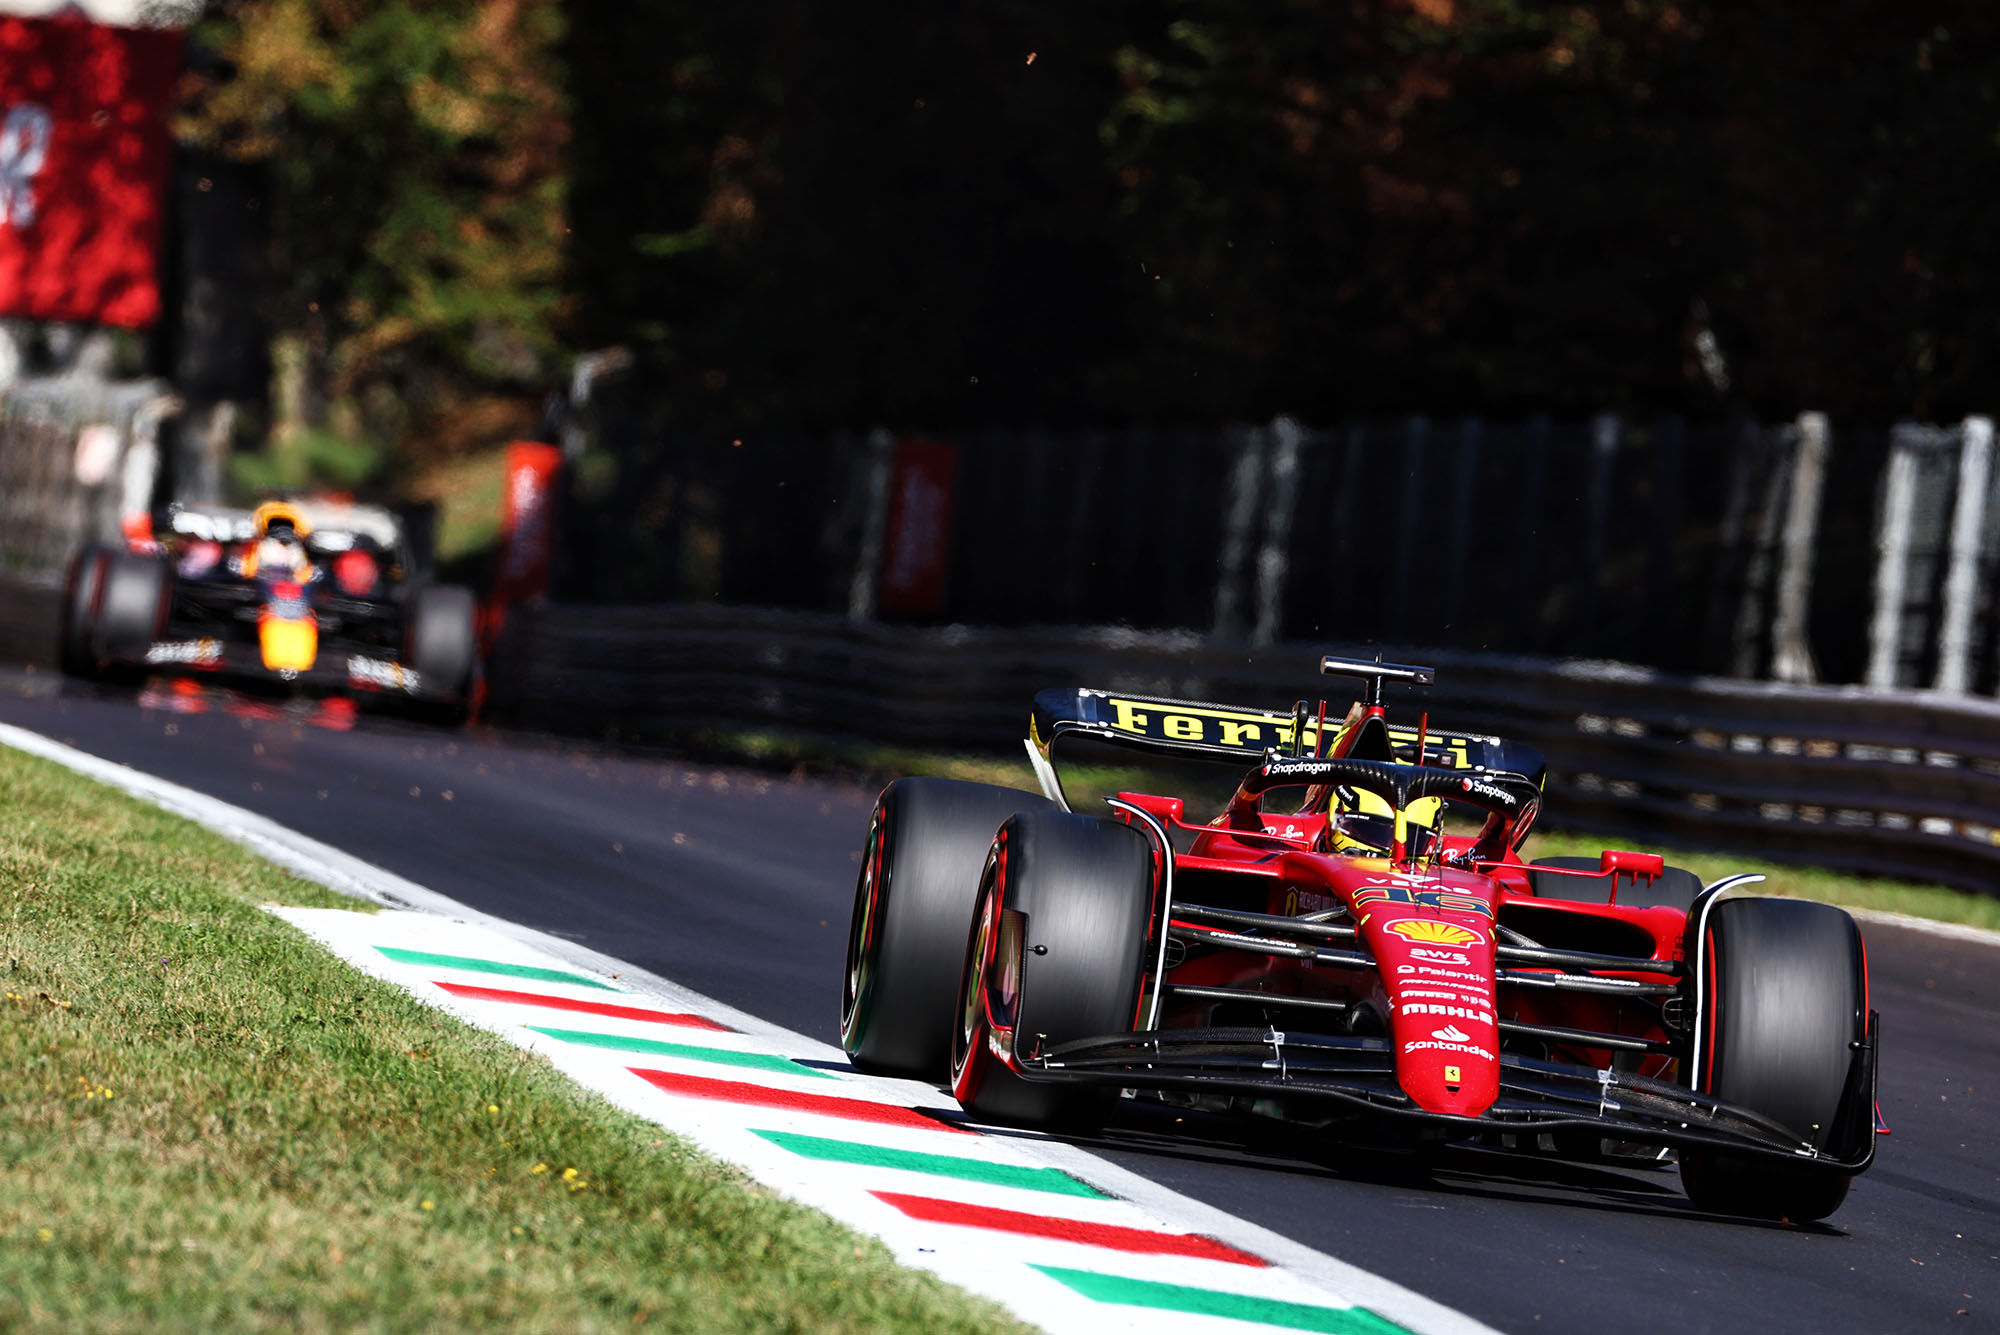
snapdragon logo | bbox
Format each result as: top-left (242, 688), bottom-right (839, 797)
top-left (0, 103), bottom-right (53, 228)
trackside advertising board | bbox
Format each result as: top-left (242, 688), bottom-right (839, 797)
top-left (0, 14), bottom-right (182, 327)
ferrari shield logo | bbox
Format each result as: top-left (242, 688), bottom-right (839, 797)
top-left (1444, 1065), bottom-right (1461, 1083)
top-left (1386, 920), bottom-right (1482, 947)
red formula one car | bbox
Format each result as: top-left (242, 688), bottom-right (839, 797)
top-left (841, 656), bottom-right (1881, 1221)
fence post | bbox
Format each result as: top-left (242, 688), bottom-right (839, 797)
top-left (1933, 415), bottom-right (1993, 694)
top-left (1251, 416), bottom-right (1303, 646)
top-left (1867, 434), bottom-right (1919, 689)
top-left (1769, 411), bottom-right (1829, 683)
top-left (0, 320), bottom-right (22, 392)
top-left (1212, 425), bottom-right (1269, 640)
top-left (1327, 423), bottom-right (1366, 610)
top-left (1519, 415), bottom-right (1550, 651)
top-left (1389, 416), bottom-right (1429, 640)
top-left (846, 428), bottom-right (894, 620)
top-left (1578, 414), bottom-right (1620, 654)
top-left (1646, 416), bottom-right (1685, 660)
top-left (1442, 417), bottom-right (1480, 638)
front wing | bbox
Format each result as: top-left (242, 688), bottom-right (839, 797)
top-left (135, 633), bottom-right (457, 703)
top-left (1012, 1023), bottom-right (1879, 1171)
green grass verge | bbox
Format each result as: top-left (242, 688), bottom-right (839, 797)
top-left (0, 744), bottom-right (1027, 1335)
top-left (696, 728), bottom-right (2000, 932)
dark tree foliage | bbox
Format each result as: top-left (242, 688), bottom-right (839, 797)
top-left (181, 0), bottom-right (568, 454)
top-left (180, 2), bottom-right (2000, 447)
top-left (568, 1), bottom-right (2000, 433)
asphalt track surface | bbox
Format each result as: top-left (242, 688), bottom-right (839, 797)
top-left (2, 668), bottom-right (1994, 1335)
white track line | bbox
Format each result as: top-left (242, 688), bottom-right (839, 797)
top-left (1844, 905), bottom-right (2000, 950)
top-left (1, 720), bottom-right (1499, 1335)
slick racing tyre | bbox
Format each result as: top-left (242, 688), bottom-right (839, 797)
top-left (92, 551), bottom-right (171, 676)
top-left (1679, 897), bottom-right (1871, 1222)
top-left (841, 778), bottom-right (1055, 1078)
top-left (405, 583), bottom-right (479, 722)
top-left (58, 544), bottom-right (112, 677)
top-left (1528, 855), bottom-right (1703, 912)
top-left (951, 809), bottom-right (1155, 1129)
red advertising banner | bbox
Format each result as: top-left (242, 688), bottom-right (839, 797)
top-left (0, 15), bottom-right (183, 328)
top-left (494, 441), bottom-right (564, 605)
top-left (877, 438), bottom-right (958, 616)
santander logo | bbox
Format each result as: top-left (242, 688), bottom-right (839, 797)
top-left (1432, 1025), bottom-right (1471, 1042)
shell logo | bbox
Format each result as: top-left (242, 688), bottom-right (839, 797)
top-left (1387, 920), bottom-right (1482, 947)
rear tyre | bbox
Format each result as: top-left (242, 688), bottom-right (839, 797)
top-left (951, 810), bottom-right (1155, 1129)
top-left (840, 779), bottom-right (1055, 1077)
top-left (405, 583), bottom-right (479, 723)
top-left (1679, 897), bottom-right (1870, 1222)
top-left (1529, 855), bottom-right (1702, 912)
top-left (58, 544), bottom-right (112, 677)
top-left (92, 552), bottom-right (170, 676)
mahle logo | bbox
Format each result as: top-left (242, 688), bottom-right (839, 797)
top-left (1386, 920), bottom-right (1481, 947)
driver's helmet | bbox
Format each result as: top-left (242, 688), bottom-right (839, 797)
top-left (249, 501), bottom-right (313, 578)
top-left (1324, 787), bottom-right (1444, 859)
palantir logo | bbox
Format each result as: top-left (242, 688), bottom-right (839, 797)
top-left (0, 102), bottom-right (53, 227)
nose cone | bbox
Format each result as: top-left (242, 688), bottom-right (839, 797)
top-left (259, 616), bottom-right (318, 672)
top-left (1357, 904), bottom-right (1502, 1117)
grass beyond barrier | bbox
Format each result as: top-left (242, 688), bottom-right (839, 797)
top-left (698, 728), bottom-right (2000, 933)
top-left (0, 745), bottom-right (1026, 1335)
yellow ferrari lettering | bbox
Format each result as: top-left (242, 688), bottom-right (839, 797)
top-left (1111, 700), bottom-right (1151, 734)
top-left (1219, 720), bottom-right (1263, 748)
top-left (1103, 697), bottom-right (1467, 763)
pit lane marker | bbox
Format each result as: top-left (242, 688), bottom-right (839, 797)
top-left (0, 721), bottom-right (1498, 1335)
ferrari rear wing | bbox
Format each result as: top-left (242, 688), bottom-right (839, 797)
top-left (1028, 686), bottom-right (1547, 791)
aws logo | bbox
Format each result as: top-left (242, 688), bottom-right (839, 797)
top-left (1352, 885), bottom-right (1493, 919)
top-left (1386, 921), bottom-right (1484, 947)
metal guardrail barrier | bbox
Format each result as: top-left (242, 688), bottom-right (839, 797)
top-left (487, 603), bottom-right (2000, 898)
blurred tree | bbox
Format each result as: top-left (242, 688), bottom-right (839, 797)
top-left (567, 1), bottom-right (1143, 433)
top-left (561, 0), bottom-right (2000, 431)
top-left (180, 0), bottom-right (569, 465)
top-left (178, 0), bottom-right (2000, 449)
top-left (1094, 0), bottom-right (1735, 421)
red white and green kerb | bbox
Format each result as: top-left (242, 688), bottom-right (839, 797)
top-left (270, 906), bottom-right (1494, 1335)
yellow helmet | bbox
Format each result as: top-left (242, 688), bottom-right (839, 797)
top-left (252, 500), bottom-right (311, 540)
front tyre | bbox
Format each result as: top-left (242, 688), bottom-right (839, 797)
top-left (93, 552), bottom-right (171, 676)
top-left (405, 583), bottom-right (480, 724)
top-left (58, 544), bottom-right (112, 677)
top-left (840, 778), bottom-right (1054, 1077)
top-left (951, 810), bottom-right (1155, 1129)
top-left (1680, 897), bottom-right (1871, 1222)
